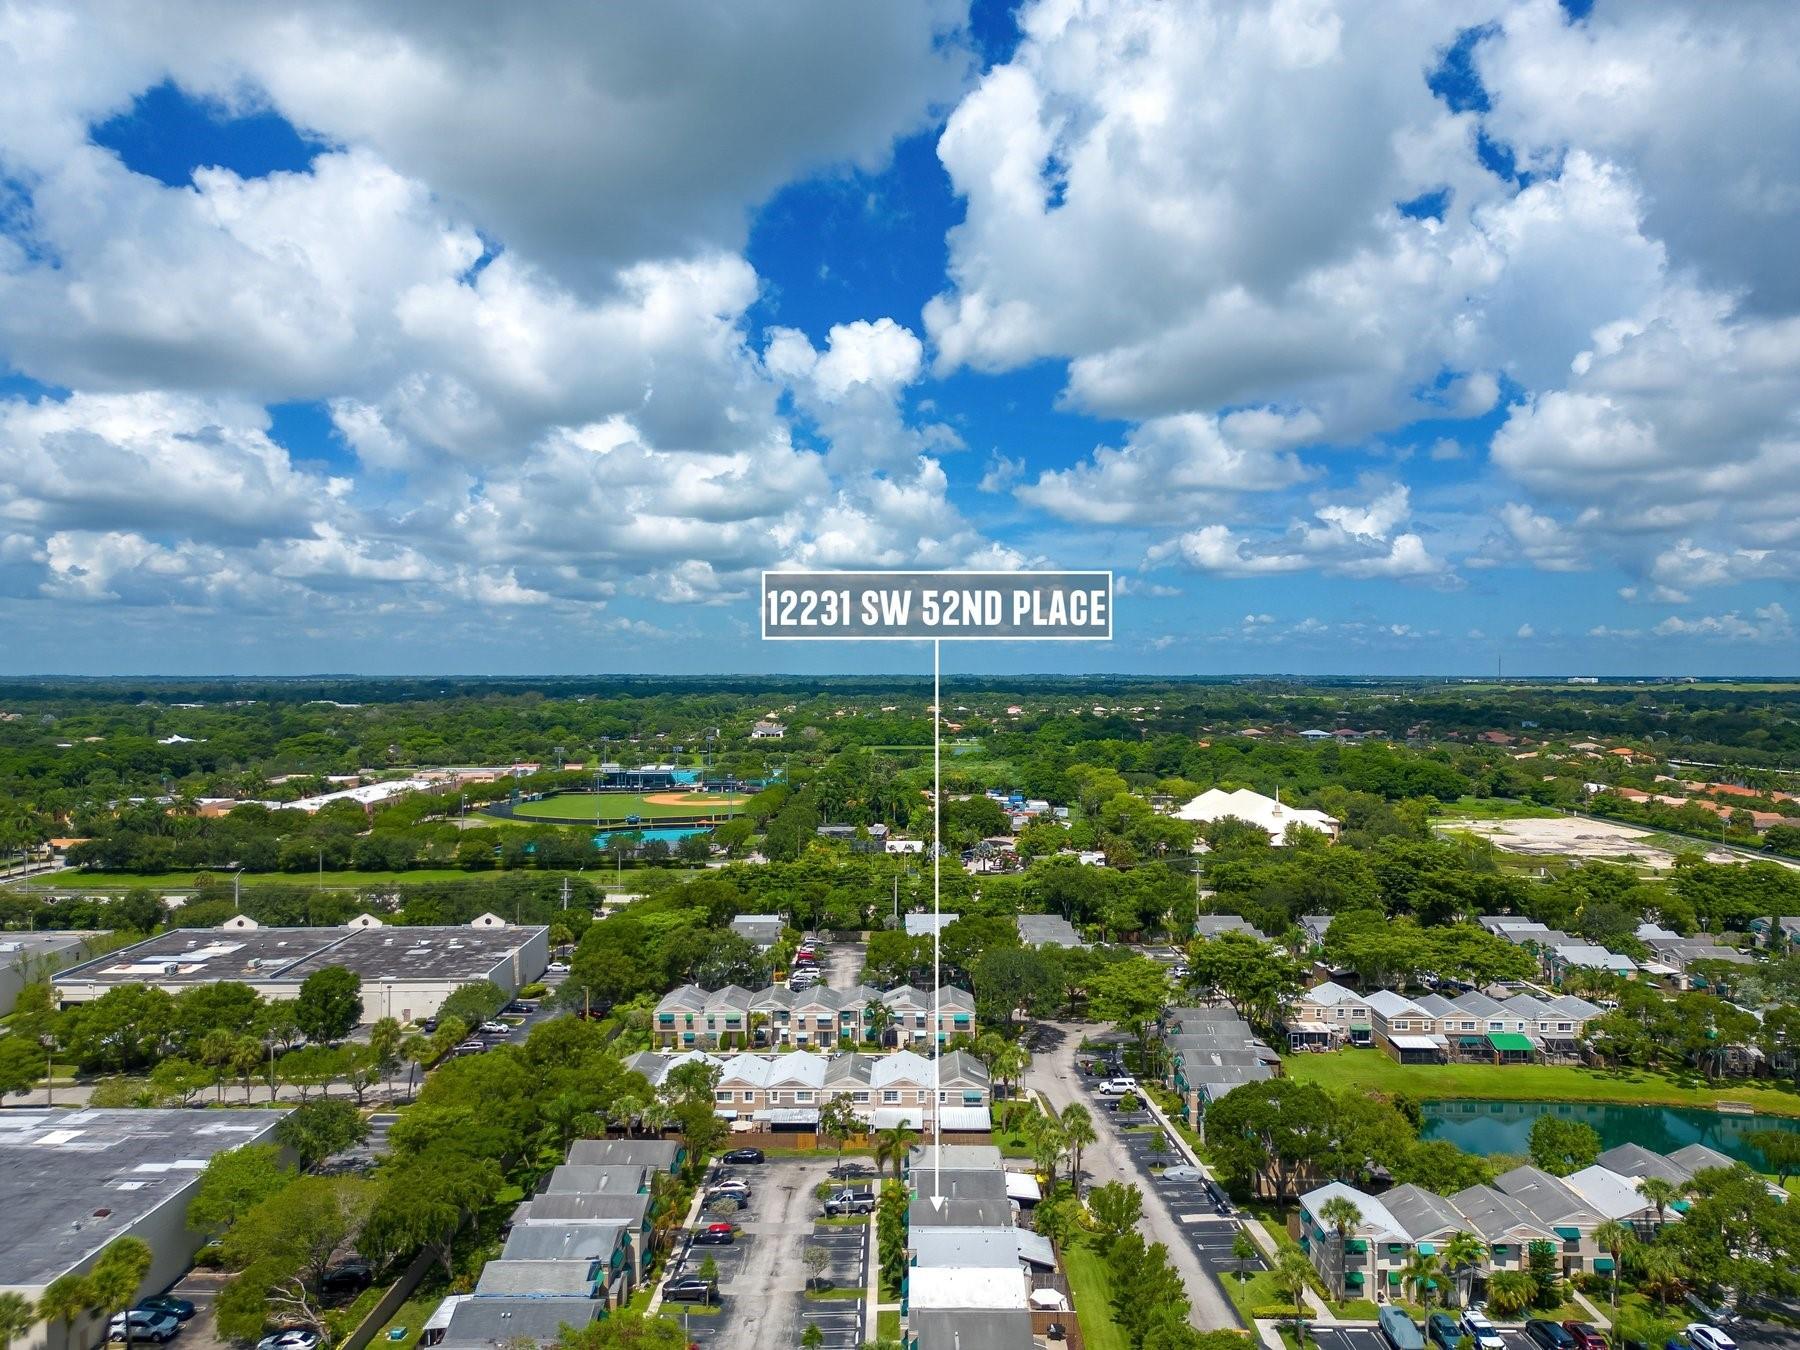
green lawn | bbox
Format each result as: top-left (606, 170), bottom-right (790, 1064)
top-left (1435, 797), bottom-right (1563, 820)
top-left (504, 790), bottom-right (747, 823)
top-left (1062, 1236), bottom-right (1128, 1350)
top-left (1285, 1048), bottom-right (1800, 1116)
top-left (1219, 1264), bottom-right (1299, 1324)
top-left (27, 867), bottom-right (501, 889)
top-left (878, 1310), bottom-right (900, 1341)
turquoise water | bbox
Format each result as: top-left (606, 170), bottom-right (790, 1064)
top-left (591, 826), bottom-right (712, 847)
top-left (1421, 1098), bottom-right (1800, 1168)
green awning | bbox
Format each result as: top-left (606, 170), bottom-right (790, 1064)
top-left (1594, 1258), bottom-right (1615, 1272)
top-left (1417, 1243), bottom-right (1437, 1256)
top-left (1388, 1271), bottom-right (1402, 1285)
top-left (1346, 1240), bottom-right (1369, 1254)
top-left (1555, 1226), bottom-right (1582, 1241)
top-left (1487, 1032), bottom-right (1534, 1052)
top-left (1344, 1272), bottom-right (1365, 1286)
top-left (1458, 1035), bottom-right (1486, 1047)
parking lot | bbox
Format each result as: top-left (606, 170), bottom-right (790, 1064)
top-left (1310, 1321), bottom-right (1542, 1350)
top-left (665, 1155), bottom-right (857, 1350)
top-left (1077, 1072), bottom-right (1246, 1329)
top-left (792, 1300), bottom-right (863, 1350)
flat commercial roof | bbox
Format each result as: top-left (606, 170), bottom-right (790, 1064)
top-left (0, 932), bottom-right (104, 966)
top-left (0, 1108), bottom-right (289, 1289)
top-left (54, 923), bottom-right (545, 990)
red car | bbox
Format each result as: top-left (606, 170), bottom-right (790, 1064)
top-left (1564, 1322), bottom-right (1610, 1350)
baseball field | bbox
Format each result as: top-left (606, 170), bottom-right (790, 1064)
top-left (502, 790), bottom-right (749, 823)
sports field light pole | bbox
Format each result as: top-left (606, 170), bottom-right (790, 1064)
top-left (761, 569), bottom-right (1112, 1209)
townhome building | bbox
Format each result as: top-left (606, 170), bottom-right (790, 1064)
top-left (1365, 989), bottom-right (1448, 1063)
top-left (1435, 990), bottom-right (1536, 1064)
top-left (1501, 992), bottom-right (1604, 1060)
top-left (564, 1138), bottom-right (685, 1174)
top-left (1492, 1165), bottom-right (1605, 1273)
top-left (1448, 1184), bottom-right (1559, 1275)
top-left (1297, 1181), bottom-right (1407, 1299)
top-left (649, 1047), bottom-right (991, 1132)
top-left (1284, 980), bottom-right (1372, 1050)
top-left (651, 983), bottom-right (753, 1047)
top-left (1641, 935), bottom-right (1756, 990)
top-left (655, 981), bottom-right (977, 1048)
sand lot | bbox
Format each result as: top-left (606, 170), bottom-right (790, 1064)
top-left (1438, 814), bottom-right (1786, 868)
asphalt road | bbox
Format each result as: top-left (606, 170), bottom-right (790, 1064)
top-left (1025, 1021), bottom-right (1241, 1331)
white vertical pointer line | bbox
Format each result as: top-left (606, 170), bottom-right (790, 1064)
top-left (931, 636), bottom-right (944, 1209)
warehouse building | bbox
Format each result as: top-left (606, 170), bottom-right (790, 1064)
top-left (0, 1108), bottom-right (290, 1350)
top-left (0, 932), bottom-right (109, 1015)
top-left (52, 915), bottom-right (548, 1024)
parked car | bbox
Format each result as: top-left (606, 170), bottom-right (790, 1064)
top-left (135, 1297), bottom-right (195, 1322)
top-left (321, 1261), bottom-right (373, 1297)
top-left (109, 1312), bottom-right (180, 1343)
top-left (1428, 1313), bottom-right (1462, 1350)
top-left (1160, 1165), bottom-right (1205, 1182)
top-left (255, 1332), bottom-right (321, 1350)
top-left (825, 1188), bottom-right (876, 1216)
top-left (722, 1148), bottom-right (765, 1164)
top-left (1563, 1322), bottom-right (1610, 1350)
top-left (479, 1020), bottom-right (511, 1035)
top-left (692, 1226), bottom-right (735, 1245)
top-left (1459, 1311), bottom-right (1504, 1350)
top-left (1201, 1179), bottom-right (1233, 1214)
top-left (509, 999), bottom-right (539, 1014)
top-left (453, 1039), bottom-right (486, 1054)
top-left (707, 1183), bottom-right (751, 1202)
top-left (664, 1278), bottom-right (716, 1304)
top-left (1096, 1077), bottom-right (1139, 1096)
top-left (1379, 1307), bottom-right (1424, 1350)
top-left (1685, 1297), bottom-right (1739, 1327)
top-left (546, 962), bottom-right (570, 973)
top-left (1527, 1321), bottom-right (1578, 1350)
top-left (1686, 1327), bottom-right (1737, 1350)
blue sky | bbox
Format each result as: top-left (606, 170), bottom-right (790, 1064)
top-left (1, 1), bottom-right (1797, 677)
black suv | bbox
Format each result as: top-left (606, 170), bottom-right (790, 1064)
top-left (721, 1148), bottom-right (765, 1165)
top-left (1527, 1322), bottom-right (1578, 1350)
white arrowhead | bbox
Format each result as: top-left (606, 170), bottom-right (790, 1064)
top-left (929, 1195), bottom-right (947, 1211)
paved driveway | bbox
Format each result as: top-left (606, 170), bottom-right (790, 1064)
top-left (1025, 1022), bottom-right (1242, 1331)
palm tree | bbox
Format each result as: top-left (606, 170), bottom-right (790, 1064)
top-left (865, 1000), bottom-right (895, 1049)
top-left (1028, 1117), bottom-right (1068, 1183)
top-left (1442, 1231), bottom-right (1487, 1310)
top-left (1637, 1176), bottom-right (1683, 1229)
top-left (991, 1040), bottom-right (1031, 1101)
top-left (1060, 1103), bottom-right (1098, 1196)
top-left (1485, 1270), bottom-right (1537, 1320)
top-left (1319, 1195), bottom-right (1363, 1302)
top-left (86, 1238), bottom-right (152, 1350)
top-left (1402, 1251), bottom-right (1443, 1313)
top-left (35, 1275), bottom-right (89, 1350)
top-left (400, 1033), bottom-right (433, 1100)
top-left (1274, 1247), bottom-right (1316, 1343)
top-left (0, 1293), bottom-right (37, 1350)
top-left (873, 1124), bottom-right (919, 1183)
top-left (1630, 1242), bottom-right (1686, 1312)
top-left (1592, 1219), bottom-right (1631, 1308)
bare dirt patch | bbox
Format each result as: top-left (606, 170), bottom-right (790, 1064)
top-left (643, 791), bottom-right (750, 807)
top-left (1440, 814), bottom-right (1791, 869)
